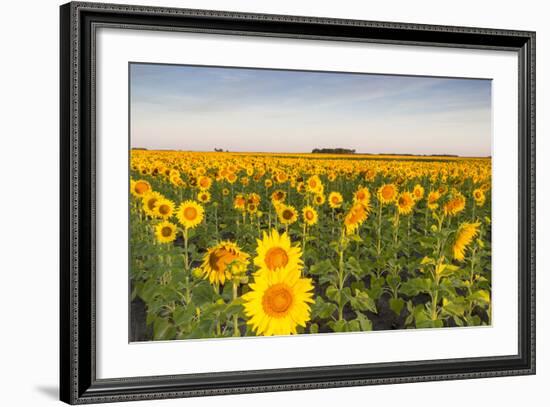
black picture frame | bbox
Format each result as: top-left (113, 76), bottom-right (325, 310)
top-left (60, 1), bottom-right (536, 404)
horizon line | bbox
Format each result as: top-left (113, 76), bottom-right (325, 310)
top-left (130, 147), bottom-right (492, 159)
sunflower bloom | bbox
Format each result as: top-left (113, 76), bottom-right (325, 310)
top-left (233, 194), bottom-right (246, 211)
top-left (154, 221), bottom-right (177, 244)
top-left (453, 222), bottom-right (481, 261)
top-left (412, 184), bottom-right (425, 200)
top-left (427, 190), bottom-right (440, 210)
top-left (302, 205), bottom-right (318, 226)
top-left (296, 182), bottom-right (307, 194)
top-left (247, 202), bottom-right (259, 215)
top-left (142, 191), bottom-right (164, 217)
top-left (328, 191), bottom-right (343, 209)
top-left (243, 266), bottom-right (314, 336)
top-left (354, 187), bottom-right (371, 208)
top-left (153, 198), bottom-right (175, 219)
top-left (226, 172), bottom-right (237, 184)
top-left (473, 188), bottom-right (486, 206)
top-left (396, 192), bottom-right (415, 215)
top-left (378, 183), bottom-right (398, 205)
top-left (198, 190), bottom-right (211, 203)
top-left (247, 193), bottom-right (261, 205)
top-left (130, 179), bottom-right (151, 197)
top-left (276, 172), bottom-right (289, 184)
top-left (176, 200), bottom-right (204, 229)
top-left (344, 203), bottom-right (368, 235)
top-left (306, 175), bottom-right (323, 194)
top-left (443, 193), bottom-right (466, 216)
top-left (364, 168), bottom-right (376, 181)
top-left (197, 176), bottom-right (212, 190)
top-left (271, 190), bottom-right (286, 204)
top-left (198, 241), bottom-right (249, 285)
top-left (254, 229), bottom-right (302, 274)
top-left (277, 204), bottom-right (298, 225)
top-left (313, 193), bottom-right (326, 206)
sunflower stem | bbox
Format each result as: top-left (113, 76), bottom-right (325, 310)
top-left (331, 208), bottom-right (335, 237)
top-left (393, 209), bottom-right (400, 245)
top-left (232, 280), bottom-right (240, 337)
top-left (337, 230), bottom-right (346, 321)
top-left (214, 205), bottom-right (219, 237)
top-left (424, 206), bottom-right (429, 236)
top-left (302, 222), bottom-right (307, 261)
top-left (431, 289), bottom-right (439, 321)
top-left (376, 203), bottom-right (382, 255)
top-left (183, 228), bottom-right (189, 271)
top-left (406, 216), bottom-right (411, 260)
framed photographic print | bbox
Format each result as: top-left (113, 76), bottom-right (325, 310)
top-left (60, 1), bottom-right (536, 404)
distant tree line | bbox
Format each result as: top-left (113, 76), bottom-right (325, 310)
top-left (312, 148), bottom-right (356, 154)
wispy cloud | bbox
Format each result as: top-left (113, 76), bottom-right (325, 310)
top-left (130, 63), bottom-right (491, 156)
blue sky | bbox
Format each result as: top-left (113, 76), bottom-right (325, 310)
top-left (130, 63), bottom-right (492, 156)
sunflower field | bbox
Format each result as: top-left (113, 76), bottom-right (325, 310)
top-left (129, 150), bottom-right (492, 341)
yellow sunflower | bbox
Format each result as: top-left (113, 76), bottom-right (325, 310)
top-left (226, 172), bottom-right (237, 184)
top-left (197, 190), bottom-right (211, 203)
top-left (243, 266), bottom-right (314, 336)
top-left (377, 183), bottom-right (398, 205)
top-left (396, 192), bottom-right (415, 215)
top-left (176, 200), bottom-right (204, 229)
top-left (353, 187), bottom-right (371, 212)
top-left (302, 205), bottom-right (318, 226)
top-left (306, 175), bottom-right (323, 194)
top-left (154, 221), bottom-right (177, 244)
top-left (443, 193), bottom-right (466, 216)
top-left (453, 222), bottom-right (481, 261)
top-left (198, 241), bottom-right (249, 286)
top-left (170, 174), bottom-right (184, 187)
top-left (265, 179), bottom-right (273, 188)
top-left (233, 194), bottom-right (246, 211)
top-left (344, 203), bottom-right (368, 235)
top-left (254, 229), bottom-right (302, 274)
top-left (427, 190), bottom-right (441, 210)
top-left (197, 175), bottom-right (212, 190)
top-left (247, 202), bottom-right (259, 215)
top-left (313, 193), bottom-right (326, 206)
top-left (142, 191), bottom-right (164, 217)
top-left (364, 168), bottom-right (376, 181)
top-left (277, 204), bottom-right (298, 225)
top-left (154, 198), bottom-right (175, 219)
top-left (130, 179), bottom-right (151, 198)
top-left (222, 188), bottom-right (230, 196)
top-left (328, 191), bottom-right (344, 209)
top-left (473, 188), bottom-right (486, 206)
top-left (138, 164), bottom-right (150, 176)
top-left (247, 193), bottom-right (261, 205)
top-left (275, 172), bottom-right (288, 184)
top-left (412, 184), bottom-right (425, 201)
top-left (271, 189), bottom-right (286, 203)
top-left (480, 182), bottom-right (491, 192)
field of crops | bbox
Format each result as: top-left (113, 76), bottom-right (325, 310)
top-left (129, 150), bottom-right (492, 341)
